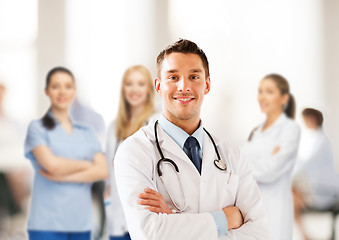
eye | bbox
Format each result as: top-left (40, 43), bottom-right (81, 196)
top-left (190, 75), bottom-right (200, 80)
top-left (168, 76), bottom-right (179, 81)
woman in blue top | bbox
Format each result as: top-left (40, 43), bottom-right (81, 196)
top-left (24, 67), bottom-right (108, 240)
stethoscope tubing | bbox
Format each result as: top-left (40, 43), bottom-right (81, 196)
top-left (153, 120), bottom-right (228, 213)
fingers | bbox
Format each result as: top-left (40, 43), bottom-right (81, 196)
top-left (139, 199), bottom-right (161, 207)
top-left (138, 188), bottom-right (163, 200)
top-left (138, 192), bottom-right (159, 200)
top-left (271, 145), bottom-right (281, 155)
top-left (146, 206), bottom-right (166, 214)
top-left (138, 188), bottom-right (172, 215)
top-left (144, 188), bottom-right (161, 195)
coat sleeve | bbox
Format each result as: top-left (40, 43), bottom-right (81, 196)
top-left (114, 132), bottom-right (219, 240)
top-left (249, 122), bottom-right (301, 184)
top-left (224, 146), bottom-right (270, 239)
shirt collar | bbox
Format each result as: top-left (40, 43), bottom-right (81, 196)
top-left (259, 112), bottom-right (288, 133)
top-left (158, 114), bottom-right (204, 150)
top-left (47, 110), bottom-right (83, 128)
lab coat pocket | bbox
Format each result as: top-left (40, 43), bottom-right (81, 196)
top-left (218, 170), bottom-right (239, 207)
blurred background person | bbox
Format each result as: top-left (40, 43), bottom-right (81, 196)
top-left (0, 83), bottom-right (32, 240)
top-left (242, 74), bottom-right (301, 240)
top-left (1, 1), bottom-right (339, 239)
top-left (293, 108), bottom-right (339, 240)
top-left (24, 67), bottom-right (108, 240)
top-left (70, 97), bottom-right (106, 143)
top-left (70, 97), bottom-right (107, 240)
top-left (105, 65), bottom-right (156, 240)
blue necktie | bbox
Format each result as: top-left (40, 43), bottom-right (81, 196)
top-left (184, 136), bottom-right (202, 174)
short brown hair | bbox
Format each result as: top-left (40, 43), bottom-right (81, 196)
top-left (156, 39), bottom-right (210, 79)
top-left (302, 108), bottom-right (323, 127)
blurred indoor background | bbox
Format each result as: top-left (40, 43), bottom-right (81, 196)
top-left (0, 0), bottom-right (338, 239)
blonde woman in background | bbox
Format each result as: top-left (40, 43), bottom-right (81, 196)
top-left (242, 74), bottom-right (301, 240)
top-left (105, 65), bottom-right (156, 240)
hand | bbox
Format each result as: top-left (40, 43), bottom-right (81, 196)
top-left (138, 188), bottom-right (172, 214)
top-left (222, 206), bottom-right (243, 229)
top-left (272, 146), bottom-right (280, 155)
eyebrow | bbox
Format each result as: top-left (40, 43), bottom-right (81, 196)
top-left (189, 69), bottom-right (203, 73)
top-left (165, 69), bottom-right (203, 74)
top-left (166, 69), bottom-right (179, 74)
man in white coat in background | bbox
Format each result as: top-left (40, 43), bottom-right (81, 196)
top-left (114, 39), bottom-right (269, 239)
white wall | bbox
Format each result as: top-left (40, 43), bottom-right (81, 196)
top-left (168, 0), bottom-right (325, 146)
top-left (1, 0), bottom-right (337, 166)
top-left (65, 0), bottom-right (163, 126)
top-left (0, 0), bottom-right (38, 122)
top-left (323, 0), bottom-right (339, 168)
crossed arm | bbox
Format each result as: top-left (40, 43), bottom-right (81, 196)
top-left (138, 188), bottom-right (244, 230)
top-left (114, 141), bottom-right (271, 239)
top-left (33, 145), bottom-right (108, 182)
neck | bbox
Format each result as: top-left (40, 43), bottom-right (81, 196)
top-left (264, 110), bottom-right (283, 130)
top-left (130, 104), bottom-right (145, 122)
top-left (164, 112), bottom-right (200, 135)
top-left (50, 107), bottom-right (70, 124)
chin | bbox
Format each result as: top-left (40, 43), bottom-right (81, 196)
top-left (129, 101), bottom-right (145, 108)
top-left (54, 104), bottom-right (70, 111)
top-left (172, 110), bottom-right (197, 121)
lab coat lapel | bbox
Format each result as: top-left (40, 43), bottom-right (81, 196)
top-left (260, 113), bottom-right (288, 134)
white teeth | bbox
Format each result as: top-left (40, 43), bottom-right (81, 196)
top-left (177, 98), bottom-right (191, 101)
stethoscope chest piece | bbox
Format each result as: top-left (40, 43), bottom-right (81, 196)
top-left (214, 159), bottom-right (227, 171)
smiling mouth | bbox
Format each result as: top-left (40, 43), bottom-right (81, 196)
top-left (173, 96), bottom-right (195, 103)
top-left (259, 103), bottom-right (269, 109)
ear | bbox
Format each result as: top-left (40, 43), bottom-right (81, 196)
top-left (204, 77), bottom-right (211, 95)
top-left (44, 88), bottom-right (49, 97)
top-left (154, 78), bottom-right (161, 94)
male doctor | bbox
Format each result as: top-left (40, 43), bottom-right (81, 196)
top-left (114, 39), bottom-right (269, 239)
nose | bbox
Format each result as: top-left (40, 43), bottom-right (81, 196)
top-left (59, 86), bottom-right (67, 95)
top-left (177, 77), bottom-right (191, 92)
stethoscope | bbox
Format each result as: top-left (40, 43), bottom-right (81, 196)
top-left (154, 120), bottom-right (227, 213)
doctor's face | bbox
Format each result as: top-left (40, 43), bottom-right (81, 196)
top-left (257, 78), bottom-right (288, 116)
top-left (155, 53), bottom-right (210, 124)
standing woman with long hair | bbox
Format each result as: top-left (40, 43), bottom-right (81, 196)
top-left (242, 74), bottom-right (301, 240)
top-left (105, 65), bottom-right (156, 240)
top-left (24, 67), bottom-right (108, 240)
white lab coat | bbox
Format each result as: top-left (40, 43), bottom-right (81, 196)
top-left (106, 114), bottom-right (160, 236)
top-left (105, 120), bottom-right (127, 236)
top-left (242, 113), bottom-right (300, 240)
top-left (294, 128), bottom-right (339, 209)
top-left (114, 119), bottom-right (269, 240)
